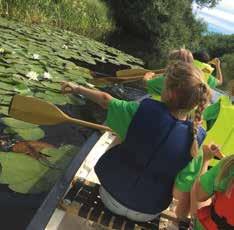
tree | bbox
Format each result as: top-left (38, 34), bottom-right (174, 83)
top-left (221, 53), bottom-right (234, 88)
top-left (108, 0), bottom-right (206, 66)
top-left (195, 0), bottom-right (221, 8)
top-left (200, 34), bottom-right (234, 58)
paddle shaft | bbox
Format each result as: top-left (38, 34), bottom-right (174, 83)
top-left (67, 117), bottom-right (112, 132)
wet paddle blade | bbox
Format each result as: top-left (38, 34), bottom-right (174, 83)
top-left (9, 95), bottom-right (67, 125)
top-left (9, 95), bottom-right (113, 132)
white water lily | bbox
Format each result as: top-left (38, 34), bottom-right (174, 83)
top-left (26, 71), bottom-right (39, 81)
top-left (32, 54), bottom-right (40, 60)
top-left (62, 44), bottom-right (68, 49)
top-left (0, 48), bottom-right (5, 53)
top-left (43, 72), bottom-right (52, 80)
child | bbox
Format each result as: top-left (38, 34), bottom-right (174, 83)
top-left (192, 146), bottom-right (234, 230)
top-left (144, 48), bottom-right (194, 100)
top-left (61, 61), bottom-right (211, 222)
top-left (193, 51), bottom-right (223, 88)
top-left (145, 49), bottom-right (222, 101)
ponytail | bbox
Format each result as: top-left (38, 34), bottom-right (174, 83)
top-left (163, 62), bottom-right (211, 157)
top-left (215, 155), bottom-right (234, 192)
top-left (191, 83), bottom-right (210, 157)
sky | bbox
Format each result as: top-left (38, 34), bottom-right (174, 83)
top-left (193, 0), bottom-right (234, 34)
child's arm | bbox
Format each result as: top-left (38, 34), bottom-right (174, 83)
top-left (61, 81), bottom-right (113, 109)
top-left (212, 58), bottom-right (223, 86)
top-left (190, 144), bottom-right (220, 216)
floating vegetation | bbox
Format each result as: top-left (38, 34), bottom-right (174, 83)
top-left (0, 17), bottom-right (144, 194)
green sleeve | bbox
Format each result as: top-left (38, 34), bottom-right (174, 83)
top-left (203, 101), bottom-right (220, 121)
top-left (106, 98), bottom-right (139, 141)
top-left (146, 76), bottom-right (165, 96)
top-left (200, 158), bottom-right (234, 195)
top-left (200, 162), bottom-right (220, 196)
top-left (175, 149), bottom-right (203, 192)
top-left (202, 100), bottom-right (220, 130)
top-left (207, 74), bottom-right (218, 89)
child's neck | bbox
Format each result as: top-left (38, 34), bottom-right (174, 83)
top-left (170, 111), bottom-right (187, 121)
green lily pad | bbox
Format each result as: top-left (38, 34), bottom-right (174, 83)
top-left (1, 117), bottom-right (39, 129)
top-left (0, 145), bottom-right (79, 194)
top-left (7, 127), bottom-right (45, 140)
top-left (35, 91), bottom-right (68, 105)
top-left (14, 83), bottom-right (33, 95)
top-left (0, 106), bottom-right (9, 115)
top-left (0, 82), bottom-right (14, 91)
top-left (0, 95), bottom-right (13, 104)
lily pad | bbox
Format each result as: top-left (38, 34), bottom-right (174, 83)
top-left (14, 83), bottom-right (33, 95)
top-left (0, 81), bottom-right (14, 91)
top-left (13, 127), bottom-right (44, 140)
top-left (0, 145), bottom-right (79, 194)
top-left (0, 106), bottom-right (9, 115)
top-left (1, 117), bottom-right (39, 129)
top-left (35, 91), bottom-right (68, 105)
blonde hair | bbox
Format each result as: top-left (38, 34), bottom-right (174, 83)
top-left (168, 48), bottom-right (194, 63)
top-left (216, 155), bottom-right (234, 191)
top-left (162, 61), bottom-right (211, 157)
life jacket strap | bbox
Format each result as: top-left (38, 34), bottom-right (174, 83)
top-left (210, 205), bottom-right (233, 230)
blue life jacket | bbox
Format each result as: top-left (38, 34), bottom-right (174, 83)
top-left (95, 99), bottom-right (206, 214)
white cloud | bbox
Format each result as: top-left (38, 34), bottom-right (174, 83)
top-left (193, 0), bottom-right (234, 34)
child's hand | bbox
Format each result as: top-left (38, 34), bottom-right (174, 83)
top-left (209, 58), bottom-right (220, 67)
top-left (143, 72), bottom-right (155, 81)
top-left (202, 144), bottom-right (223, 162)
top-left (61, 81), bottom-right (78, 94)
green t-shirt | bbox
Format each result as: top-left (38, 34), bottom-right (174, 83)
top-left (200, 157), bottom-right (234, 196)
top-left (146, 74), bottom-right (218, 98)
top-left (175, 149), bottom-right (204, 192)
top-left (203, 100), bottom-right (220, 131)
top-left (146, 75), bottom-right (164, 96)
top-left (207, 74), bottom-right (218, 89)
top-left (106, 98), bottom-right (139, 141)
top-left (194, 157), bottom-right (234, 230)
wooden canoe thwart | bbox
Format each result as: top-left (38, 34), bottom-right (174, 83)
top-left (60, 179), bottom-right (190, 230)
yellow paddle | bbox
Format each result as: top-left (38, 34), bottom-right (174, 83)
top-left (8, 95), bottom-right (112, 132)
top-left (116, 68), bottom-right (165, 78)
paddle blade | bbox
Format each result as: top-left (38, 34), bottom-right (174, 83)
top-left (9, 95), bottom-right (67, 125)
top-left (116, 69), bottom-right (150, 77)
top-left (116, 68), bottom-right (165, 77)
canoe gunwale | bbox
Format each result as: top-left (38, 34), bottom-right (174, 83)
top-left (26, 132), bottom-right (101, 230)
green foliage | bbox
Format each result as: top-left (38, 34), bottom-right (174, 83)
top-left (220, 53), bottom-right (234, 87)
top-left (0, 17), bottom-right (143, 113)
top-left (200, 34), bottom-right (234, 58)
top-left (0, 17), bottom-right (144, 195)
top-left (0, 145), bottom-right (79, 194)
top-left (0, 0), bottom-right (116, 40)
top-left (2, 118), bottom-right (45, 140)
top-left (109, 0), bottom-right (206, 67)
top-left (195, 0), bottom-right (221, 8)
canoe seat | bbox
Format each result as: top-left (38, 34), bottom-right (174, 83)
top-left (60, 179), bottom-right (190, 230)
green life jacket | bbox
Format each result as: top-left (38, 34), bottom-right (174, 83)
top-left (203, 96), bottom-right (234, 166)
top-left (193, 60), bottom-right (214, 83)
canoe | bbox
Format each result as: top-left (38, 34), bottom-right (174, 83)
top-left (1, 89), bottom-right (231, 230)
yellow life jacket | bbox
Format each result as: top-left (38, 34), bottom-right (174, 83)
top-left (151, 94), bottom-right (161, 101)
top-left (193, 60), bottom-right (214, 83)
top-left (203, 96), bottom-right (234, 166)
